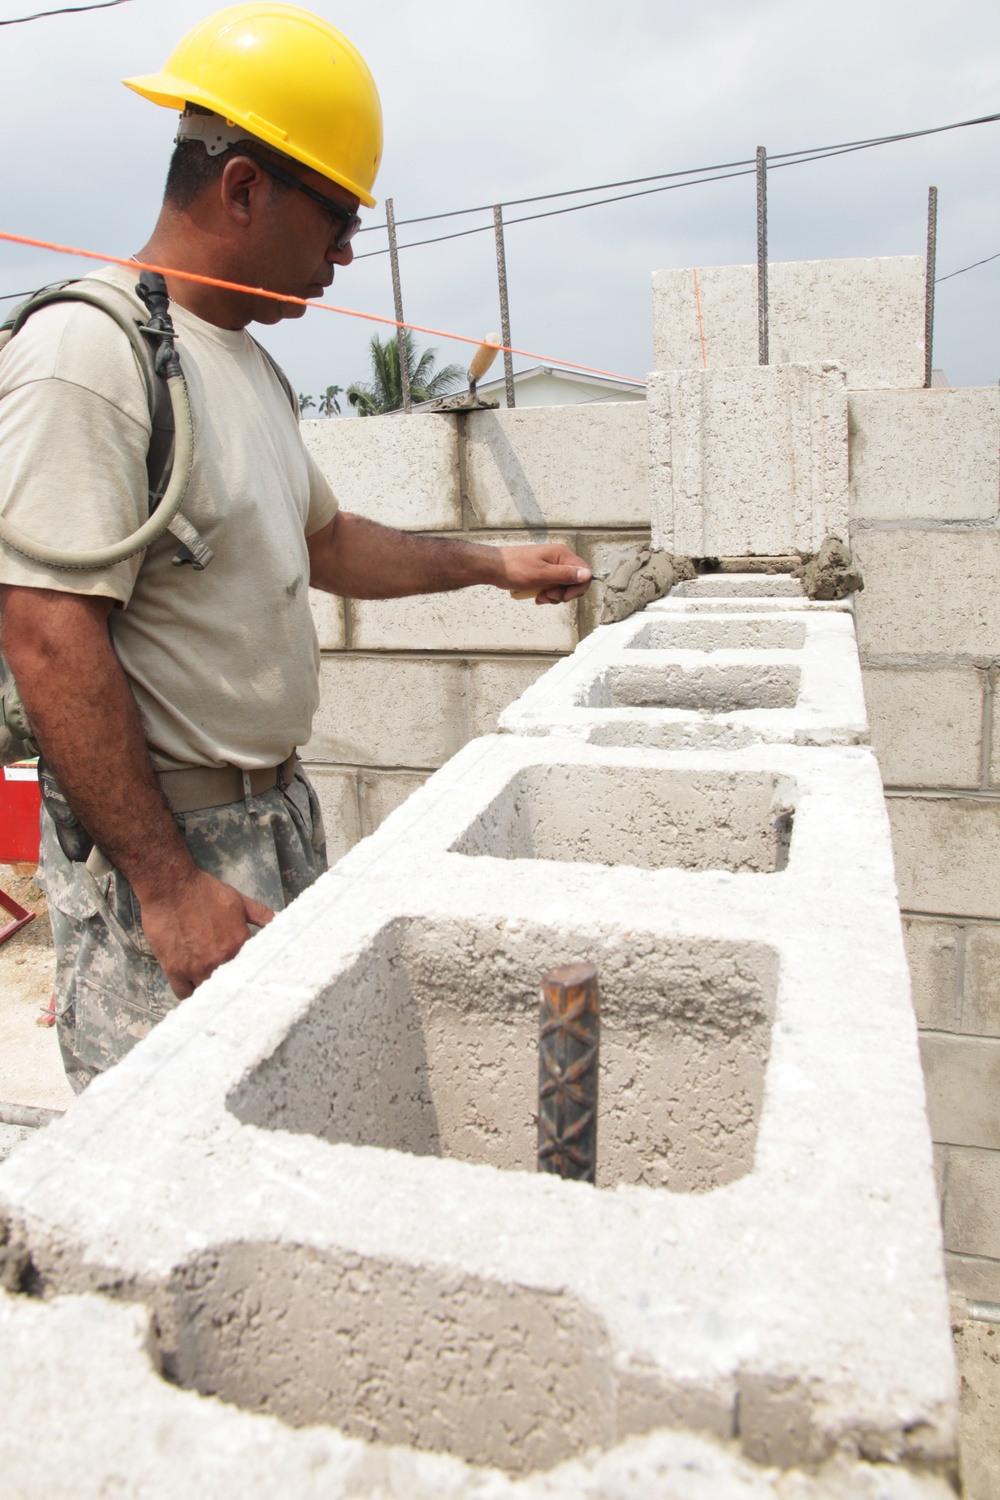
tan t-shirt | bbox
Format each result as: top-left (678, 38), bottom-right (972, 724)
top-left (0, 265), bottom-right (338, 771)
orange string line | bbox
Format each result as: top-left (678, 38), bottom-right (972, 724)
top-left (0, 229), bottom-right (647, 388)
top-left (692, 266), bottom-right (707, 369)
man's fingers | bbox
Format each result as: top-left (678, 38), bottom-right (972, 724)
top-left (242, 894), bottom-right (275, 928)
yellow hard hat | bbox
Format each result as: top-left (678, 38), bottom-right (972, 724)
top-left (123, 3), bottom-right (382, 208)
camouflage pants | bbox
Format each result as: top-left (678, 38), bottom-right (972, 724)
top-left (39, 767), bottom-right (327, 1094)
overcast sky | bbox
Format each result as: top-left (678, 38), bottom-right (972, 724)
top-left (2, 0), bottom-right (999, 400)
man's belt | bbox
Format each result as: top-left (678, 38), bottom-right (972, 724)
top-left (157, 752), bottom-right (298, 815)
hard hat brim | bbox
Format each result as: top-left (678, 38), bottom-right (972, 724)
top-left (123, 70), bottom-right (378, 208)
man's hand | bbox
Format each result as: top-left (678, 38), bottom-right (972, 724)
top-left (495, 542), bottom-right (592, 604)
top-left (139, 867), bottom-right (274, 999)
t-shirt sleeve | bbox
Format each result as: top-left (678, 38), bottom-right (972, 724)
top-left (0, 300), bottom-right (152, 602)
top-left (303, 445), bottom-right (339, 537)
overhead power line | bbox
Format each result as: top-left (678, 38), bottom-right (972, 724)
top-left (0, 0), bottom-right (130, 24)
top-left (353, 107), bottom-right (1000, 259)
top-left (936, 249), bottom-right (1000, 284)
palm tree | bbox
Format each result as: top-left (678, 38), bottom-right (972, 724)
top-left (347, 330), bottom-right (463, 415)
top-left (317, 385), bottom-right (343, 417)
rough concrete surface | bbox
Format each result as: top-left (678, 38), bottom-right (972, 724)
top-left (849, 387), bottom-right (1000, 524)
top-left (651, 257), bottom-right (925, 389)
top-left (0, 714), bottom-right (957, 1481)
top-left (0, 1290), bottom-right (956, 1500)
top-left (499, 581), bottom-right (868, 750)
top-left (303, 411), bottom-right (462, 531)
top-left (464, 404), bottom-right (650, 530)
top-left (649, 363), bottom-right (849, 559)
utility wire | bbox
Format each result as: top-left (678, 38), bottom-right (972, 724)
top-left (356, 107), bottom-right (1000, 239)
top-left (0, 0), bottom-right (130, 23)
top-left (936, 249), bottom-right (1000, 284)
top-left (357, 124), bottom-right (1000, 261)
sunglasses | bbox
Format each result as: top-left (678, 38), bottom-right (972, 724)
top-left (240, 149), bottom-right (363, 251)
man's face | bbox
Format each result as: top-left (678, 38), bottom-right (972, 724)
top-left (244, 160), bottom-right (361, 325)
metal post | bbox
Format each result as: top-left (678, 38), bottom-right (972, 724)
top-left (756, 146), bottom-right (768, 366)
top-left (537, 962), bottom-right (599, 1183)
top-left (493, 205), bottom-right (516, 408)
top-left (925, 186), bottom-right (938, 389)
top-left (385, 196), bottom-right (411, 413)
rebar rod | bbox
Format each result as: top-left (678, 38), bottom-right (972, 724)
top-left (756, 146), bottom-right (768, 365)
top-left (925, 185), bottom-right (938, 389)
top-left (385, 197), bottom-right (411, 413)
top-left (537, 962), bottom-right (599, 1183)
top-left (493, 205), bottom-right (516, 408)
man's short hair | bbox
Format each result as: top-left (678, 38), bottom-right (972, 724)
top-left (163, 105), bottom-right (291, 210)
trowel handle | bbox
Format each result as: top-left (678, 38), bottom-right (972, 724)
top-left (468, 333), bottom-right (502, 384)
top-left (509, 589), bottom-right (538, 600)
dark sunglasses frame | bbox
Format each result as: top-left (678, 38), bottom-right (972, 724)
top-left (240, 149), bottom-right (362, 250)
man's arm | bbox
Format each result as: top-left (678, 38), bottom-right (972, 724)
top-left (0, 585), bottom-right (272, 998)
top-left (307, 511), bottom-right (592, 604)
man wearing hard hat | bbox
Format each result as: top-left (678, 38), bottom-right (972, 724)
top-left (0, 5), bottom-right (593, 1091)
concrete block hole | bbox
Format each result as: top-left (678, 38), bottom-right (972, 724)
top-left (451, 764), bottom-right (796, 873)
top-left (579, 662), bottom-right (801, 713)
top-left (229, 915), bottom-right (778, 1194)
top-left (627, 618), bottom-right (807, 651)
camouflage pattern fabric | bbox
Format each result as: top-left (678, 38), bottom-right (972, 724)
top-left (39, 767), bottom-right (327, 1093)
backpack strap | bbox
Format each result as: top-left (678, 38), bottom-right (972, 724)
top-left (250, 334), bottom-right (299, 418)
top-left (0, 280), bottom-right (212, 569)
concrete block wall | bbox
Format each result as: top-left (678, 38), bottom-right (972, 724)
top-left (300, 405), bottom-right (652, 858)
top-left (850, 384), bottom-right (1000, 1304)
top-left (0, 578), bottom-right (957, 1493)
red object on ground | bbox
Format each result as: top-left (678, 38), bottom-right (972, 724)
top-left (0, 885), bottom-right (35, 946)
top-left (0, 761), bottom-right (41, 863)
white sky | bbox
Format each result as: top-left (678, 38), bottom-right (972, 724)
top-left (2, 0), bottom-right (999, 400)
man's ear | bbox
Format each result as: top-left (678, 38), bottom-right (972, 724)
top-left (219, 155), bottom-right (265, 227)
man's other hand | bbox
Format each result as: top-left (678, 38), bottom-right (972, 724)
top-left (138, 867), bottom-right (274, 999)
top-left (497, 542), bottom-right (592, 604)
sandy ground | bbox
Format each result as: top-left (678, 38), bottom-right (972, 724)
top-left (0, 861), bottom-right (997, 1491)
top-left (956, 1314), bottom-right (1000, 1499)
top-left (0, 863), bottom-right (73, 1112)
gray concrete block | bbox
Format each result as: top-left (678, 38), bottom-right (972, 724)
top-left (305, 656), bottom-right (469, 769)
top-left (301, 764), bottom-right (359, 863)
top-left (849, 388), bottom-right (1000, 523)
top-left (920, 1033), bottom-right (1000, 1148)
top-left (302, 414), bottom-right (461, 531)
top-left (463, 405), bottom-right (650, 530)
top-left (652, 257), bottom-right (925, 389)
top-left (903, 919), bottom-right (960, 1031)
top-left (888, 797), bottom-right (1000, 920)
top-left (358, 769), bottom-right (430, 838)
top-left (961, 925), bottom-right (1000, 1038)
top-left (649, 363), bottom-right (848, 557)
top-left (944, 1252), bottom-right (1000, 1305)
top-left (468, 658), bottom-right (554, 738)
top-left (308, 588), bottom-right (346, 650)
top-left (349, 533), bottom-right (579, 653)
top-left (862, 667), bottom-right (982, 788)
top-left (853, 530), bottom-right (1000, 659)
top-left (941, 1145), bottom-right (1000, 1261)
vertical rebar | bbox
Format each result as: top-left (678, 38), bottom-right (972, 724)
top-left (385, 196), bottom-right (411, 413)
top-left (925, 186), bottom-right (938, 389)
top-left (537, 962), bottom-right (599, 1183)
top-left (756, 146), bottom-right (768, 366)
top-left (493, 205), bottom-right (516, 408)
